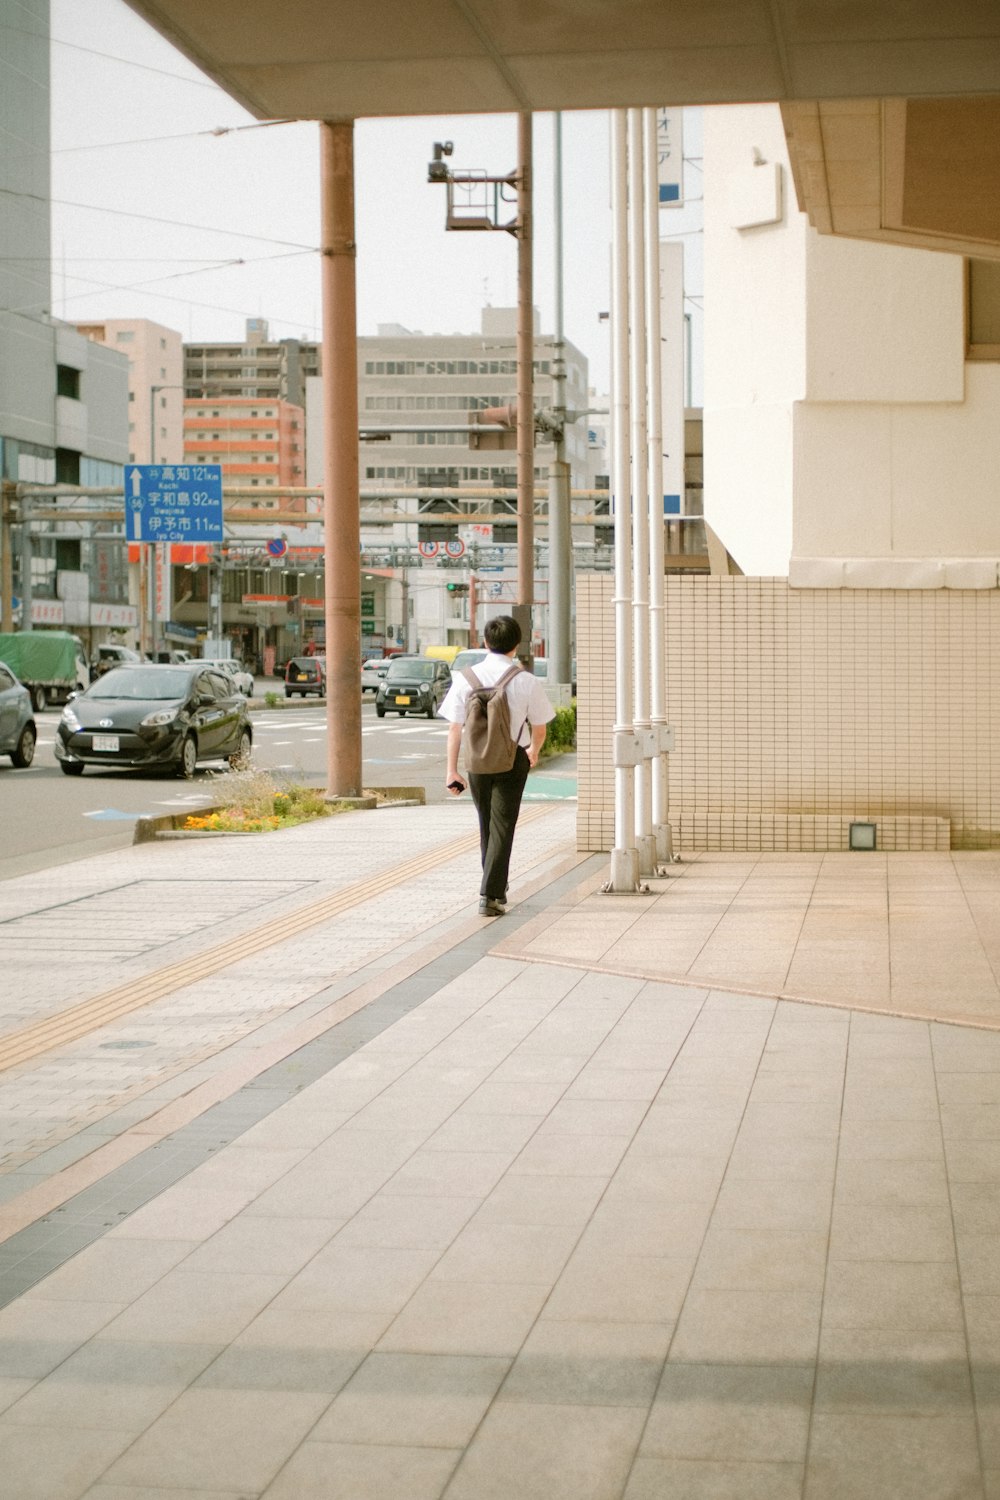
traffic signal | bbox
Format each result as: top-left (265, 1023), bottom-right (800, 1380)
top-left (446, 582), bottom-right (469, 594)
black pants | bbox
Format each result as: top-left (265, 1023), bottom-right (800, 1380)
top-left (468, 746), bottom-right (531, 901)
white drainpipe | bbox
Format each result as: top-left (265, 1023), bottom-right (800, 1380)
top-left (644, 106), bottom-right (672, 863)
top-left (606, 108), bottom-right (640, 894)
top-left (628, 108), bottom-right (655, 879)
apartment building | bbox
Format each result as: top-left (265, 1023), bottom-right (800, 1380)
top-left (76, 318), bottom-right (184, 464)
top-left (182, 397), bottom-right (306, 501)
top-left (184, 319), bottom-right (320, 408)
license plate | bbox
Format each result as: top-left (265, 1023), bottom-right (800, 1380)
top-left (396, 695), bottom-right (411, 705)
top-left (296, 673), bottom-right (308, 681)
top-left (93, 734), bottom-right (119, 752)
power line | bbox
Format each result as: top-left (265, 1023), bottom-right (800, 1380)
top-left (51, 119), bottom-right (297, 158)
top-left (1, 251), bottom-right (321, 331)
top-left (3, 19), bottom-right (221, 89)
top-left (0, 186), bottom-right (317, 251)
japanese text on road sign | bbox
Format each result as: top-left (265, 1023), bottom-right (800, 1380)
top-left (125, 465), bottom-right (224, 544)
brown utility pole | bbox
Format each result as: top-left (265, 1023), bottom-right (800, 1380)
top-left (320, 119), bottom-right (363, 800)
top-left (1, 481), bottom-right (15, 632)
top-left (515, 111), bottom-right (534, 658)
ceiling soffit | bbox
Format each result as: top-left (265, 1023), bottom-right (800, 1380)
top-left (782, 96), bottom-right (1000, 262)
top-left (123, 1), bottom-right (1000, 119)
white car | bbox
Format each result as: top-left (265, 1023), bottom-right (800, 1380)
top-left (361, 658), bottom-right (392, 694)
top-left (202, 658), bottom-right (254, 697)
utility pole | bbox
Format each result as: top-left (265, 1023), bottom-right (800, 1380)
top-left (548, 112), bottom-right (572, 687)
top-left (514, 111), bottom-right (534, 661)
top-left (1, 481), bottom-right (14, 632)
top-left (320, 119), bottom-right (363, 801)
top-left (427, 123), bottom-right (535, 655)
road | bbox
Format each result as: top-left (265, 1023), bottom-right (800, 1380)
top-left (1, 695), bottom-right (454, 880)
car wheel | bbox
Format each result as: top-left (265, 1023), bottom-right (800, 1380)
top-left (229, 729), bottom-right (252, 769)
top-left (10, 723), bottom-right (36, 768)
top-left (425, 701), bottom-right (435, 719)
top-left (59, 760), bottom-right (84, 776)
top-left (375, 705), bottom-right (385, 718)
top-left (30, 684), bottom-right (46, 712)
top-left (176, 734), bottom-right (197, 779)
top-left (285, 687), bottom-right (293, 697)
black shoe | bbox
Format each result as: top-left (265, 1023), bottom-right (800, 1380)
top-left (478, 898), bottom-right (505, 917)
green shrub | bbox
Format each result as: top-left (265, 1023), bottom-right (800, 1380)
top-left (540, 702), bottom-right (576, 757)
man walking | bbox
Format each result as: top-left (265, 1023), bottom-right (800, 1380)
top-left (440, 615), bottom-right (555, 916)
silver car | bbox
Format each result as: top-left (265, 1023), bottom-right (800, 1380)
top-left (0, 661), bottom-right (37, 767)
top-left (202, 658), bottom-right (254, 697)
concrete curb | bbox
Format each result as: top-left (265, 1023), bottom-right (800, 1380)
top-left (133, 785), bottom-right (426, 843)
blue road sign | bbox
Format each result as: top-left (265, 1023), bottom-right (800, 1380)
top-left (266, 536), bottom-right (288, 558)
top-left (125, 464), bottom-right (223, 544)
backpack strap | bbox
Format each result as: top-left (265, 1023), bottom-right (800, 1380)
top-left (462, 662), bottom-right (523, 694)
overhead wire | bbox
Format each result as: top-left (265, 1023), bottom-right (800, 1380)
top-left (0, 186), bottom-right (318, 251)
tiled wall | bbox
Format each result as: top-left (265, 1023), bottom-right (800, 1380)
top-left (577, 574), bottom-right (1000, 852)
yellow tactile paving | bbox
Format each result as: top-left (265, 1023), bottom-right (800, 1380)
top-left (0, 808), bottom-right (554, 1074)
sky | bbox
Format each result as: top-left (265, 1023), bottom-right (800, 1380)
top-left (48, 0), bottom-right (704, 399)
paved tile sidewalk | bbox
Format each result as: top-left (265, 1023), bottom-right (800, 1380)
top-left (3, 816), bottom-right (1000, 1497)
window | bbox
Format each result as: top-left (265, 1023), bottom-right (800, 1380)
top-left (159, 337), bottom-right (166, 350)
top-left (56, 365), bottom-right (80, 399)
top-left (116, 331), bottom-right (134, 343)
top-left (128, 391), bottom-right (134, 403)
top-left (968, 259), bottom-right (1000, 359)
top-left (55, 448), bottom-right (80, 484)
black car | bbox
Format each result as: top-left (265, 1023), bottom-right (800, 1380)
top-left (375, 657), bottom-right (451, 718)
top-left (285, 656), bottom-right (325, 697)
top-left (55, 663), bottom-right (253, 778)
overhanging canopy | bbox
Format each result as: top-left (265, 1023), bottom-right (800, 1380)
top-left (123, 0), bottom-right (1000, 120)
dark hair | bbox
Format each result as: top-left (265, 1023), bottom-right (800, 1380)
top-left (483, 614), bottom-right (521, 654)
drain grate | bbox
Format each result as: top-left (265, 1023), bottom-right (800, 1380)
top-left (0, 879), bottom-right (311, 961)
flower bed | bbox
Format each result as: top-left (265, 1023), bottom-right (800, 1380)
top-left (183, 772), bottom-right (331, 833)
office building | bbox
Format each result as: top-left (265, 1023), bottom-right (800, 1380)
top-left (0, 0), bottom-right (130, 641)
top-left (76, 319), bottom-right (184, 465)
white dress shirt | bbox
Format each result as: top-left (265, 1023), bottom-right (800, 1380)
top-left (438, 652), bottom-right (556, 747)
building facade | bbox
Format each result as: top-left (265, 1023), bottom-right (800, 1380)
top-left (578, 102), bottom-right (1000, 853)
top-left (182, 397), bottom-right (306, 498)
top-left (0, 0), bottom-right (130, 644)
top-left (76, 319), bottom-right (184, 466)
top-left (184, 320), bottom-right (320, 409)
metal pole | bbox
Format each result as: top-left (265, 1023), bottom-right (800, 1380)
top-left (320, 119), bottom-right (363, 799)
top-left (628, 109), bottom-right (655, 879)
top-left (548, 112), bottom-right (572, 690)
top-left (605, 109), bottom-right (639, 893)
top-left (138, 545), bottom-right (148, 657)
top-left (150, 542), bottom-right (158, 657)
top-left (644, 107), bottom-right (672, 863)
top-left (1, 481), bottom-right (14, 632)
top-left (515, 111), bottom-right (534, 656)
top-left (19, 516), bottom-right (33, 631)
top-left (214, 549), bottom-right (224, 643)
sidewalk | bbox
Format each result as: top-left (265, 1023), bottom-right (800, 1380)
top-left (2, 802), bottom-right (1000, 1498)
